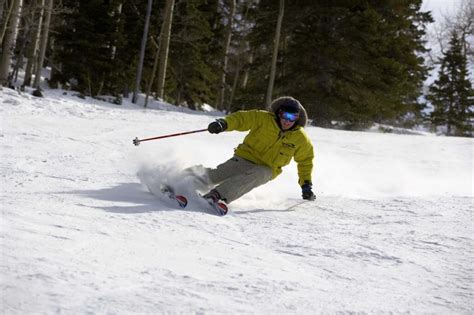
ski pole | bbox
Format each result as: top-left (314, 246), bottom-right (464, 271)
top-left (133, 129), bottom-right (207, 146)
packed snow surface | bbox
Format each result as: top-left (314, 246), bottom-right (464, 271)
top-left (1, 88), bottom-right (473, 313)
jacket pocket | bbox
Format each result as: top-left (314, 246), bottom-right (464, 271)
top-left (275, 143), bottom-right (295, 167)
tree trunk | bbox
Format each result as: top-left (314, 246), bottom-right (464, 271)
top-left (242, 50), bottom-right (252, 89)
top-left (156, 0), bottom-right (175, 100)
top-left (228, 1), bottom-right (250, 110)
top-left (132, 0), bottom-right (152, 104)
top-left (217, 0), bottom-right (235, 111)
top-left (48, 36), bottom-right (60, 88)
top-left (0, 0), bottom-right (22, 87)
top-left (111, 3), bottom-right (122, 60)
top-left (0, 0), bottom-right (7, 20)
top-left (145, 36), bottom-right (160, 107)
top-left (33, 0), bottom-right (53, 89)
top-left (0, 0), bottom-right (15, 44)
top-left (229, 40), bottom-right (249, 110)
top-left (265, 0), bottom-right (284, 106)
top-left (24, 0), bottom-right (45, 87)
top-left (229, 61), bottom-right (240, 110)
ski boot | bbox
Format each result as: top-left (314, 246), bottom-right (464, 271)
top-left (202, 189), bottom-right (228, 216)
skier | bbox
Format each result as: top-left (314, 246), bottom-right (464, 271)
top-left (191, 96), bottom-right (315, 209)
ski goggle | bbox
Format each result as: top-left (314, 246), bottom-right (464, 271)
top-left (279, 111), bottom-right (299, 122)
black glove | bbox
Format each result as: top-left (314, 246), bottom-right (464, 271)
top-left (208, 119), bottom-right (228, 134)
top-left (301, 181), bottom-right (316, 201)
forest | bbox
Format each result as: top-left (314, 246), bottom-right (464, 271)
top-left (1, 0), bottom-right (473, 136)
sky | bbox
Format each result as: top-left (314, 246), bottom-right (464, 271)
top-left (421, 0), bottom-right (469, 53)
top-left (421, 0), bottom-right (465, 25)
top-left (420, 0), bottom-right (473, 83)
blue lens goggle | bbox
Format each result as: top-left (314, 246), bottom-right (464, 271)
top-left (280, 111), bottom-right (299, 122)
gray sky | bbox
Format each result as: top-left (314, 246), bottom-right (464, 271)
top-left (421, 0), bottom-right (464, 26)
top-left (421, 0), bottom-right (466, 52)
top-left (420, 0), bottom-right (473, 81)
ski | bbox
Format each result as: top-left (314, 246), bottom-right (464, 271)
top-left (159, 185), bottom-right (228, 215)
top-left (200, 195), bottom-right (229, 216)
top-left (207, 200), bottom-right (229, 216)
top-left (160, 185), bottom-right (188, 208)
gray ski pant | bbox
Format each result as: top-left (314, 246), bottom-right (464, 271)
top-left (187, 156), bottom-right (273, 203)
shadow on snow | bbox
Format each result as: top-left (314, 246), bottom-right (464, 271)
top-left (66, 182), bottom-right (214, 215)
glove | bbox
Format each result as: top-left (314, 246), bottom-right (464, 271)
top-left (301, 181), bottom-right (316, 201)
top-left (208, 119), bottom-right (228, 134)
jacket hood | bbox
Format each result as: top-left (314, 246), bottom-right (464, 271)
top-left (268, 96), bottom-right (308, 127)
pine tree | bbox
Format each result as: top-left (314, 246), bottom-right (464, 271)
top-left (52, 0), bottom-right (127, 96)
top-left (166, 0), bottom-right (218, 108)
top-left (234, 0), bottom-right (282, 108)
top-left (427, 31), bottom-right (473, 137)
top-left (240, 0), bottom-right (432, 128)
top-left (119, 0), bottom-right (164, 99)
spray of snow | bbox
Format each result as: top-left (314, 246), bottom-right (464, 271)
top-left (1, 87), bottom-right (473, 313)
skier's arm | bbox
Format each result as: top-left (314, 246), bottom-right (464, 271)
top-left (295, 138), bottom-right (315, 200)
top-left (294, 133), bottom-right (314, 186)
top-left (223, 110), bottom-right (263, 132)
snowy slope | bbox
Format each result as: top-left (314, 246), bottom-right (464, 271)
top-left (1, 88), bottom-right (473, 313)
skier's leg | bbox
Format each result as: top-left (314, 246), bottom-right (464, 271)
top-left (182, 157), bottom-right (251, 191)
top-left (182, 164), bottom-right (213, 190)
top-left (207, 156), bottom-right (258, 185)
top-left (213, 162), bottom-right (273, 203)
top-left (183, 156), bottom-right (246, 187)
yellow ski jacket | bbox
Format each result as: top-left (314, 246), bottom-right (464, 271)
top-left (224, 110), bottom-right (314, 186)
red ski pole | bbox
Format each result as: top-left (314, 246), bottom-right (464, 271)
top-left (133, 129), bottom-right (207, 146)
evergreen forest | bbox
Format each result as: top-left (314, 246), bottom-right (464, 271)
top-left (1, 0), bottom-right (473, 136)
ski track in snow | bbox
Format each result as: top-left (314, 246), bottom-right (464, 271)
top-left (1, 88), bottom-right (473, 313)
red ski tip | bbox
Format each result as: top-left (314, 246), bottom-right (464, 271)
top-left (175, 195), bottom-right (188, 208)
top-left (215, 202), bottom-right (228, 216)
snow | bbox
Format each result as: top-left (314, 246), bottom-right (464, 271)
top-left (1, 87), bottom-right (473, 313)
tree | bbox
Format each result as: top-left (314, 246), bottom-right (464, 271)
top-left (132, 0), bottom-right (153, 104)
top-left (144, 35), bottom-right (161, 108)
top-left (166, 0), bottom-right (218, 108)
top-left (0, 0), bottom-right (22, 87)
top-left (156, 0), bottom-right (175, 100)
top-left (216, 0), bottom-right (235, 111)
top-left (53, 0), bottom-right (128, 97)
top-left (33, 0), bottom-right (53, 91)
top-left (116, 0), bottom-right (163, 100)
top-left (430, 0), bottom-right (473, 66)
top-left (265, 0), bottom-right (284, 106)
top-left (228, 0), bottom-right (253, 110)
top-left (22, 0), bottom-right (44, 87)
top-left (427, 31), bottom-right (473, 137)
top-left (237, 0), bottom-right (432, 127)
top-left (0, 0), bottom-right (16, 44)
